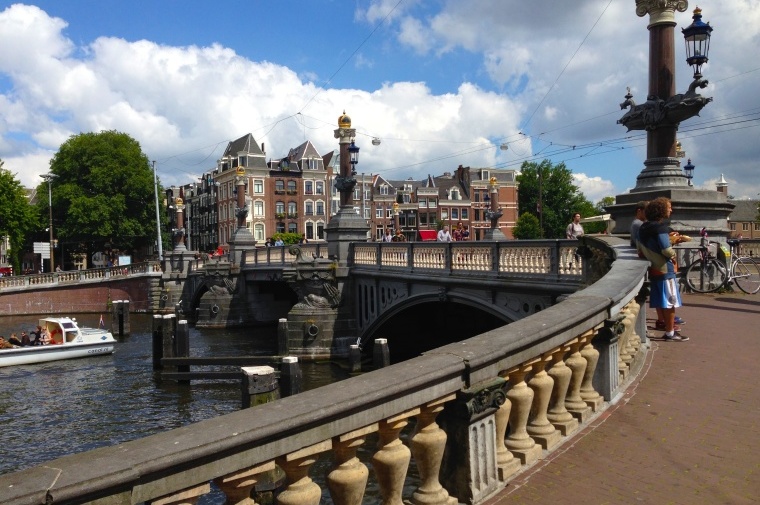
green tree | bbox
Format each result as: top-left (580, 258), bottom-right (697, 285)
top-left (512, 212), bottom-right (542, 239)
top-left (516, 160), bottom-right (595, 238)
top-left (0, 161), bottom-right (39, 271)
top-left (41, 131), bottom-right (164, 260)
top-left (582, 195), bottom-right (616, 234)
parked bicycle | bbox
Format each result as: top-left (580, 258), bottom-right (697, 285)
top-left (684, 228), bottom-right (760, 294)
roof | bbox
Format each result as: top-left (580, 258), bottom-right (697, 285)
top-left (223, 134), bottom-right (264, 157)
top-left (729, 200), bottom-right (759, 222)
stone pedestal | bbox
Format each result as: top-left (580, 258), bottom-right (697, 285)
top-left (228, 226), bottom-right (257, 265)
top-left (325, 206), bottom-right (370, 264)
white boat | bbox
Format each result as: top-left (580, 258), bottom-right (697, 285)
top-left (0, 317), bottom-right (116, 367)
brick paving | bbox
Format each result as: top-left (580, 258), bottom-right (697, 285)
top-left (484, 293), bottom-right (760, 505)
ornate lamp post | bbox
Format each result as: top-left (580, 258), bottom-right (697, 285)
top-left (40, 173), bottom-right (56, 271)
top-left (483, 177), bottom-right (506, 240)
top-left (609, 3), bottom-right (731, 240)
top-left (617, 4), bottom-right (713, 190)
top-left (228, 165), bottom-right (256, 264)
top-left (325, 111), bottom-right (370, 263)
top-left (393, 202), bottom-right (400, 233)
top-left (172, 189), bottom-right (187, 252)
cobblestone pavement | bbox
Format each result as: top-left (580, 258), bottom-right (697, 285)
top-left (484, 293), bottom-right (760, 505)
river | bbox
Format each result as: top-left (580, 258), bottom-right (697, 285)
top-left (0, 313), bottom-right (351, 479)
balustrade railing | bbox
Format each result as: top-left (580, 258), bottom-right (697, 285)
top-left (0, 237), bottom-right (648, 505)
top-left (351, 240), bottom-right (584, 278)
top-left (0, 261), bottom-right (162, 292)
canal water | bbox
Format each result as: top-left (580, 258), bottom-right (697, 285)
top-left (0, 314), bottom-right (352, 479)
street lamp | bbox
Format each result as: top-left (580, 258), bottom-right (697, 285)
top-left (683, 158), bottom-right (695, 185)
top-left (40, 173), bottom-right (55, 272)
top-left (348, 141), bottom-right (360, 176)
top-left (682, 7), bottom-right (713, 78)
top-left (152, 161), bottom-right (163, 261)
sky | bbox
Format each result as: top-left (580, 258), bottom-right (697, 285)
top-left (0, 0), bottom-right (759, 204)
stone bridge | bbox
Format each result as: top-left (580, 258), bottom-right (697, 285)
top-left (0, 236), bottom-right (652, 505)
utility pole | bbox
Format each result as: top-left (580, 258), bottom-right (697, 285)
top-left (152, 161), bottom-right (163, 261)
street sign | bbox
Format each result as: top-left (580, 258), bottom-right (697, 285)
top-left (33, 242), bottom-right (50, 259)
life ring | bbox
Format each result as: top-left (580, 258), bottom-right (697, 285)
top-left (160, 294), bottom-right (168, 301)
top-left (211, 304), bottom-right (220, 315)
top-left (306, 324), bottom-right (319, 338)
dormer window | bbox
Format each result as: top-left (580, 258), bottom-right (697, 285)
top-left (238, 155), bottom-right (247, 167)
top-left (451, 188), bottom-right (460, 200)
top-left (481, 170), bottom-right (489, 181)
top-left (380, 185), bottom-right (389, 195)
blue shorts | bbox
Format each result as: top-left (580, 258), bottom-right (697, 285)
top-left (649, 277), bottom-right (682, 309)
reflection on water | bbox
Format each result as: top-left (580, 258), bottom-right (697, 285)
top-left (0, 313), bottom-right (350, 477)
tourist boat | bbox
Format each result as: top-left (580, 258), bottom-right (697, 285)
top-left (0, 317), bottom-right (116, 367)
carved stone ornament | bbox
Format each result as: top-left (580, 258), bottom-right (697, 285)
top-left (234, 204), bottom-right (249, 220)
top-left (485, 209), bottom-right (503, 221)
top-left (618, 78), bottom-right (712, 131)
top-left (454, 377), bottom-right (508, 420)
top-left (334, 175), bottom-right (357, 192)
top-left (635, 0), bottom-right (688, 18)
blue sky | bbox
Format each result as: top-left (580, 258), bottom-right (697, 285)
top-left (1, 0), bottom-right (759, 203)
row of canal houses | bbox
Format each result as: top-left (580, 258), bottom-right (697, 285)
top-left (167, 133), bottom-right (519, 254)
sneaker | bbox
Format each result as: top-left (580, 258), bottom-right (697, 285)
top-left (664, 333), bottom-right (689, 342)
top-left (655, 321), bottom-right (681, 332)
top-left (675, 316), bottom-right (686, 325)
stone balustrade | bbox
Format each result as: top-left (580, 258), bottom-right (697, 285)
top-left (0, 238), bottom-right (649, 505)
top-left (0, 261), bottom-right (162, 292)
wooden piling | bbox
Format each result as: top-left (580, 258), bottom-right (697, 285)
top-left (241, 366), bottom-right (280, 408)
top-left (349, 344), bottom-right (361, 373)
top-left (277, 318), bottom-right (288, 355)
top-left (279, 356), bottom-right (302, 397)
top-left (151, 315), bottom-right (163, 370)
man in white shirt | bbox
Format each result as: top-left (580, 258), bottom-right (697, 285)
top-left (437, 225), bottom-right (453, 242)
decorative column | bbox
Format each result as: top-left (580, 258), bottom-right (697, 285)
top-left (579, 330), bottom-right (605, 412)
top-left (410, 395), bottom-right (457, 505)
top-left (325, 111), bottom-right (370, 264)
top-left (228, 166), bottom-right (257, 264)
top-left (172, 190), bottom-right (187, 252)
top-left (214, 461), bottom-right (276, 505)
top-left (504, 364), bottom-right (542, 465)
top-left (483, 177), bottom-right (506, 240)
top-left (275, 440), bottom-right (331, 505)
top-left (372, 410), bottom-right (415, 505)
top-left (327, 426), bottom-right (374, 505)
top-left (393, 202), bottom-right (400, 233)
top-left (526, 353), bottom-right (562, 450)
top-left (494, 392), bottom-right (521, 481)
top-left (546, 344), bottom-right (579, 437)
top-left (564, 336), bottom-right (592, 423)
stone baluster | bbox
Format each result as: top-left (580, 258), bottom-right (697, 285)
top-left (214, 461), bottom-right (276, 505)
top-left (564, 336), bottom-right (592, 423)
top-left (276, 440), bottom-right (331, 505)
top-left (494, 392), bottom-right (521, 481)
top-left (627, 300), bottom-right (642, 353)
top-left (580, 329), bottom-right (604, 412)
top-left (327, 426), bottom-right (376, 505)
top-left (372, 409), bottom-right (417, 505)
top-left (618, 312), bottom-right (634, 378)
top-left (546, 344), bottom-right (579, 437)
top-left (151, 483), bottom-right (210, 505)
top-left (504, 364), bottom-right (542, 465)
top-left (526, 353), bottom-right (561, 450)
top-left (410, 395), bottom-right (458, 505)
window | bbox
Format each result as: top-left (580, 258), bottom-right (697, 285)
top-left (461, 208), bottom-right (469, 220)
top-left (451, 188), bottom-right (460, 200)
top-left (386, 208), bottom-right (393, 218)
top-left (275, 180), bottom-right (285, 192)
top-left (287, 180), bottom-right (297, 192)
top-left (353, 188), bottom-right (360, 201)
top-left (317, 222), bottom-right (325, 239)
top-left (276, 201), bottom-right (285, 214)
top-left (420, 213), bottom-right (428, 226)
top-left (306, 158), bottom-right (319, 170)
top-left (380, 185), bottom-right (389, 195)
top-left (755, 223), bottom-right (760, 231)
top-left (403, 194), bottom-right (411, 203)
top-left (306, 222), bottom-right (314, 240)
top-left (305, 201), bottom-right (314, 216)
top-left (364, 189), bottom-right (370, 201)
top-left (288, 202), bottom-right (297, 215)
top-left (429, 199), bottom-right (437, 208)
top-left (451, 208), bottom-right (459, 220)
top-left (481, 170), bottom-right (489, 181)
top-left (316, 181), bottom-right (324, 195)
top-left (288, 223), bottom-right (298, 234)
top-left (419, 198), bottom-right (427, 208)
top-left (305, 181), bottom-right (314, 194)
top-left (254, 200), bottom-right (264, 217)
top-left (441, 209), bottom-right (449, 220)
top-left (239, 155), bottom-right (247, 167)
top-left (364, 208), bottom-right (370, 219)
top-left (742, 223), bottom-right (749, 231)
top-left (730, 223), bottom-right (736, 230)
top-left (254, 223), bottom-right (264, 241)
top-left (316, 201), bottom-right (325, 216)
top-left (407, 214), bottom-right (416, 227)
top-left (276, 222), bottom-right (285, 233)
top-left (376, 207), bottom-right (383, 218)
top-left (254, 180), bottom-right (264, 194)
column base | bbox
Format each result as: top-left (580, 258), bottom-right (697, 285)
top-left (529, 429), bottom-right (562, 451)
top-left (567, 405), bottom-right (593, 424)
top-left (550, 417), bottom-right (579, 437)
top-left (506, 442), bottom-right (542, 465)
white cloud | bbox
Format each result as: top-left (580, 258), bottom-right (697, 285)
top-left (573, 172), bottom-right (616, 203)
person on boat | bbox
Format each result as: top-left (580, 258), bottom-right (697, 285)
top-left (20, 331), bottom-right (31, 346)
top-left (40, 327), bottom-right (51, 345)
top-left (8, 333), bottom-right (22, 346)
top-left (0, 336), bottom-right (15, 349)
top-left (30, 326), bottom-right (43, 346)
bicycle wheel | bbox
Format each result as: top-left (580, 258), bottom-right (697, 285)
top-left (732, 257), bottom-right (760, 294)
top-left (685, 258), bottom-right (727, 293)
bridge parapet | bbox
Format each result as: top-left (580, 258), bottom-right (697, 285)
top-left (0, 261), bottom-right (162, 292)
top-left (0, 237), bottom-right (650, 504)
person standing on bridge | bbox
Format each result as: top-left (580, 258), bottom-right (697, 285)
top-left (437, 225), bottom-right (453, 242)
top-left (566, 213), bottom-right (584, 239)
top-left (638, 197), bottom-right (688, 342)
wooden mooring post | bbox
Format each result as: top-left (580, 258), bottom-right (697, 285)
top-left (110, 300), bottom-right (130, 336)
top-left (373, 337), bottom-right (390, 369)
